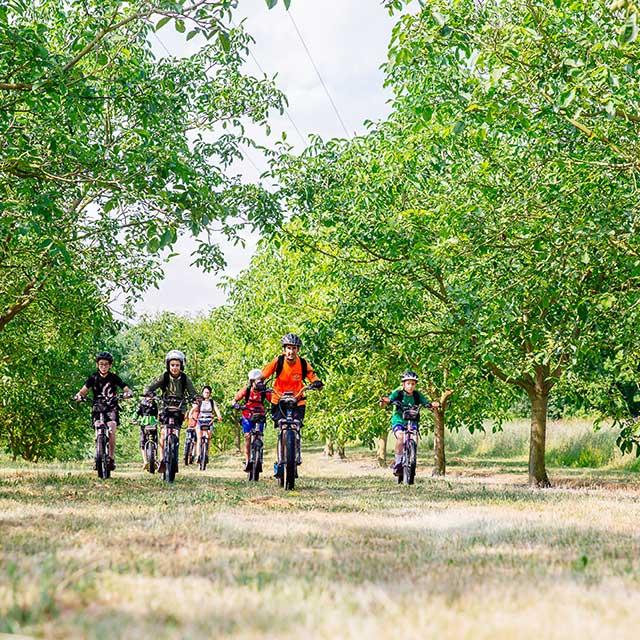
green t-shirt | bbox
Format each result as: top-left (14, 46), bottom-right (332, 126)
top-left (388, 388), bottom-right (431, 427)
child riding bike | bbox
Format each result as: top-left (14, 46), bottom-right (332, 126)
top-left (144, 349), bottom-right (196, 474)
top-left (380, 370), bottom-right (439, 477)
top-left (196, 385), bottom-right (223, 466)
top-left (233, 369), bottom-right (272, 472)
top-left (75, 351), bottom-right (133, 471)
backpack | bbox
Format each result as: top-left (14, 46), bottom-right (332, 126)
top-left (397, 389), bottom-right (420, 406)
top-left (244, 384), bottom-right (267, 405)
top-left (160, 371), bottom-right (187, 395)
top-left (274, 354), bottom-right (308, 381)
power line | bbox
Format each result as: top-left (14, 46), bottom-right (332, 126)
top-left (152, 30), bottom-right (173, 58)
top-left (230, 18), bottom-right (307, 147)
top-left (286, 8), bottom-right (351, 138)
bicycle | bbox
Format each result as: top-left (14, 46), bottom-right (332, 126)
top-left (197, 418), bottom-right (213, 471)
top-left (234, 405), bottom-right (266, 482)
top-left (274, 382), bottom-right (321, 490)
top-left (77, 392), bottom-right (130, 480)
top-left (390, 400), bottom-right (422, 485)
top-left (184, 426), bottom-right (197, 466)
top-left (136, 417), bottom-right (158, 474)
top-left (159, 395), bottom-right (188, 483)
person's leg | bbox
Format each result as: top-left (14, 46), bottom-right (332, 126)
top-left (393, 425), bottom-right (405, 474)
top-left (140, 426), bottom-right (148, 466)
top-left (108, 423), bottom-right (117, 465)
top-left (271, 404), bottom-right (281, 476)
top-left (107, 409), bottom-right (118, 465)
top-left (158, 426), bottom-right (166, 471)
top-left (294, 406), bottom-right (306, 465)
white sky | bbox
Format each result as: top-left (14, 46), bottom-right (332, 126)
top-left (135, 0), bottom-right (403, 318)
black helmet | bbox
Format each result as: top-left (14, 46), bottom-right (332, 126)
top-left (95, 351), bottom-right (113, 364)
top-left (281, 333), bottom-right (302, 348)
top-left (401, 370), bottom-right (419, 382)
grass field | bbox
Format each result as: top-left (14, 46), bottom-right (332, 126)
top-left (1, 421), bottom-right (640, 639)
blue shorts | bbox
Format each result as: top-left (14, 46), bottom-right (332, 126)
top-left (392, 421), bottom-right (408, 434)
top-left (241, 417), bottom-right (265, 434)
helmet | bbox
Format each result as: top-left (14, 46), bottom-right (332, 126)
top-left (401, 370), bottom-right (419, 382)
top-left (165, 349), bottom-right (186, 370)
top-left (281, 333), bottom-right (302, 348)
top-left (95, 351), bottom-right (113, 364)
top-left (248, 369), bottom-right (263, 382)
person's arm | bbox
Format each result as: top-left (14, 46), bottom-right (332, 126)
top-left (144, 376), bottom-right (164, 396)
top-left (114, 374), bottom-right (133, 398)
top-left (185, 376), bottom-right (197, 400)
top-left (261, 358), bottom-right (278, 381)
top-left (304, 361), bottom-right (322, 386)
top-left (387, 389), bottom-right (402, 406)
top-left (75, 384), bottom-right (90, 401)
top-left (212, 400), bottom-right (222, 421)
top-left (75, 375), bottom-right (93, 401)
top-left (233, 387), bottom-right (247, 403)
top-left (418, 391), bottom-right (433, 409)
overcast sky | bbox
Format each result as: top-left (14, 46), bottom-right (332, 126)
top-left (135, 0), bottom-right (404, 318)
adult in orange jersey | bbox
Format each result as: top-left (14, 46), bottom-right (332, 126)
top-left (261, 333), bottom-right (324, 434)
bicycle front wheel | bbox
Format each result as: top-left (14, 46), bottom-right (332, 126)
top-left (404, 439), bottom-right (417, 485)
top-left (250, 438), bottom-right (262, 482)
top-left (285, 429), bottom-right (296, 490)
top-left (199, 437), bottom-right (208, 471)
top-left (166, 433), bottom-right (178, 483)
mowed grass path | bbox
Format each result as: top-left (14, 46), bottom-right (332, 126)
top-left (2, 447), bottom-right (640, 640)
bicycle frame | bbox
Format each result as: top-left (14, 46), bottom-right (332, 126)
top-left (92, 396), bottom-right (117, 479)
top-left (159, 396), bottom-right (186, 482)
top-left (198, 421), bottom-right (212, 470)
top-left (277, 396), bottom-right (301, 463)
top-left (248, 413), bottom-right (265, 467)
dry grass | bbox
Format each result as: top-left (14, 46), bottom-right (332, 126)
top-left (1, 441), bottom-right (640, 640)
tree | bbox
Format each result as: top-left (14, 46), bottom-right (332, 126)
top-left (272, 0), bottom-right (640, 486)
top-left (0, 0), bottom-right (286, 334)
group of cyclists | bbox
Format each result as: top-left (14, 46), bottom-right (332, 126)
top-left (75, 332), bottom-right (440, 481)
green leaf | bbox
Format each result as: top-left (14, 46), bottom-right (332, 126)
top-left (219, 30), bottom-right (231, 53)
top-left (156, 16), bottom-right (171, 31)
top-left (432, 9), bottom-right (445, 26)
top-left (558, 89), bottom-right (576, 109)
top-left (620, 13), bottom-right (638, 45)
top-left (175, 19), bottom-right (186, 34)
top-left (265, 0), bottom-right (278, 8)
top-left (186, 29), bottom-right (198, 42)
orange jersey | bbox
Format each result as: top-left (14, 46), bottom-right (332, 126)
top-left (261, 356), bottom-right (319, 405)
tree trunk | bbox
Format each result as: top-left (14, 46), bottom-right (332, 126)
top-left (324, 438), bottom-right (334, 457)
top-left (432, 409), bottom-right (446, 476)
top-left (337, 443), bottom-right (345, 459)
top-left (528, 390), bottom-right (551, 488)
top-left (376, 433), bottom-right (387, 467)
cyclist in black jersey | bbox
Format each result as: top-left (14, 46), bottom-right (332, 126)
top-left (75, 352), bottom-right (132, 470)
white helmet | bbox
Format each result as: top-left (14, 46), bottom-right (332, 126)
top-left (165, 350), bottom-right (186, 371)
top-left (248, 368), bottom-right (263, 382)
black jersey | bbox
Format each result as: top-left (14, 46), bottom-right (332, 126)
top-left (85, 371), bottom-right (127, 405)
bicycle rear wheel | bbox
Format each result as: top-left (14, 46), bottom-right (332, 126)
top-left (146, 440), bottom-right (156, 474)
top-left (285, 429), bottom-right (296, 490)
